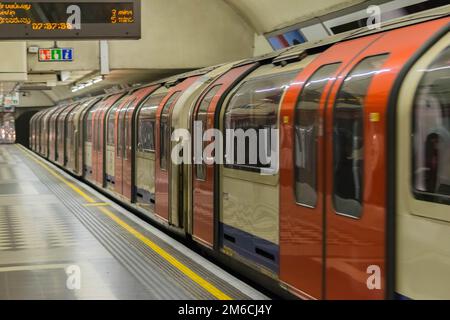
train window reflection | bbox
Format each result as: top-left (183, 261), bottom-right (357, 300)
top-left (224, 71), bottom-right (298, 172)
top-left (333, 54), bottom-right (388, 218)
top-left (137, 94), bottom-right (165, 153)
top-left (413, 46), bottom-right (450, 203)
top-left (107, 98), bottom-right (125, 147)
top-left (195, 85), bottom-right (222, 180)
top-left (294, 63), bottom-right (341, 208)
top-left (85, 105), bottom-right (98, 143)
top-left (160, 92), bottom-right (181, 171)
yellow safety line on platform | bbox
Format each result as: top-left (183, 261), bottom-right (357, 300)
top-left (17, 145), bottom-right (233, 300)
top-left (17, 146), bottom-right (95, 203)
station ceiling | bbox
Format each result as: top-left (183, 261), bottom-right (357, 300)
top-left (2, 0), bottom-right (368, 109)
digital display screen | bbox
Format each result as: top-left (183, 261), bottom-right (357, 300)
top-left (0, 0), bottom-right (140, 39)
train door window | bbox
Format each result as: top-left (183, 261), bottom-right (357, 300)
top-left (85, 109), bottom-right (95, 143)
top-left (294, 63), bottom-right (341, 207)
top-left (58, 113), bottom-right (66, 152)
top-left (117, 104), bottom-right (127, 158)
top-left (94, 115), bottom-right (100, 152)
top-left (195, 85), bottom-right (222, 180)
top-left (160, 92), bottom-right (181, 171)
top-left (49, 116), bottom-right (55, 144)
top-left (123, 99), bottom-right (136, 160)
top-left (66, 118), bottom-right (73, 154)
top-left (107, 99), bottom-right (124, 148)
top-left (224, 71), bottom-right (297, 173)
top-left (137, 94), bottom-right (165, 153)
top-left (413, 46), bottom-right (450, 204)
top-left (117, 100), bottom-right (131, 158)
top-left (333, 54), bottom-right (388, 218)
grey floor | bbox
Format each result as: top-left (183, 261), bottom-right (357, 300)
top-left (0, 144), bottom-right (267, 300)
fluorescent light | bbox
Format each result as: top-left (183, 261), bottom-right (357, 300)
top-left (71, 76), bottom-right (104, 93)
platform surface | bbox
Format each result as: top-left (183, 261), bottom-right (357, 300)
top-left (0, 144), bottom-right (267, 300)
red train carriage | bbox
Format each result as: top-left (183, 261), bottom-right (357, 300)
top-left (114, 85), bottom-right (161, 201)
top-left (279, 17), bottom-right (450, 299)
top-left (29, 9), bottom-right (450, 300)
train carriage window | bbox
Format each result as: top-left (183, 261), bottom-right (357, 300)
top-left (195, 85), bottom-right (222, 180)
top-left (294, 63), bottom-right (341, 208)
top-left (160, 92), bottom-right (181, 171)
top-left (85, 107), bottom-right (96, 143)
top-left (49, 114), bottom-right (56, 145)
top-left (66, 118), bottom-right (73, 157)
top-left (122, 99), bottom-right (136, 160)
top-left (137, 94), bottom-right (166, 153)
top-left (107, 98), bottom-right (126, 147)
top-left (117, 100), bottom-right (132, 158)
top-left (333, 54), bottom-right (388, 218)
top-left (413, 46), bottom-right (450, 204)
top-left (57, 112), bottom-right (66, 155)
top-left (224, 71), bottom-right (298, 173)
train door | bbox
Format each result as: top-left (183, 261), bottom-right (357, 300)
top-left (39, 110), bottom-right (51, 156)
top-left (30, 115), bottom-right (35, 151)
top-left (77, 99), bottom-right (100, 177)
top-left (116, 85), bottom-right (160, 201)
top-left (103, 95), bottom-right (127, 189)
top-left (324, 18), bottom-right (448, 300)
top-left (279, 34), bottom-right (384, 299)
top-left (49, 108), bottom-right (64, 162)
top-left (115, 98), bottom-right (135, 196)
top-left (279, 18), bottom-right (449, 300)
top-left (93, 93), bottom-right (125, 187)
top-left (135, 90), bottom-right (168, 211)
top-left (66, 100), bottom-right (96, 174)
top-left (191, 63), bottom-right (258, 248)
top-left (66, 111), bottom-right (76, 168)
top-left (155, 77), bottom-right (200, 223)
top-left (84, 102), bottom-right (104, 181)
top-left (41, 110), bottom-right (53, 158)
top-left (57, 104), bottom-right (78, 167)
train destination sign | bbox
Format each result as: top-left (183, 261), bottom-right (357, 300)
top-left (0, 0), bottom-right (141, 39)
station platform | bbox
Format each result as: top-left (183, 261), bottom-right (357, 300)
top-left (0, 144), bottom-right (267, 300)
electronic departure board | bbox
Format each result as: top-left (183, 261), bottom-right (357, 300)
top-left (0, 0), bottom-right (140, 39)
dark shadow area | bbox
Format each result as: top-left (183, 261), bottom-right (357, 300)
top-left (15, 111), bottom-right (38, 148)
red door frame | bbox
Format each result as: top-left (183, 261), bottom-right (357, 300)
top-left (114, 85), bottom-right (160, 200)
top-left (92, 93), bottom-right (124, 186)
top-left (279, 18), bottom-right (449, 300)
top-left (155, 76), bottom-right (200, 222)
top-left (191, 63), bottom-right (259, 248)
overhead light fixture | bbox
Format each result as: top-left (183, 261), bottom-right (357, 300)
top-left (93, 76), bottom-right (104, 84)
top-left (70, 76), bottom-right (104, 93)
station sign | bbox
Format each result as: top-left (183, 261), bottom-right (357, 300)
top-left (39, 48), bottom-right (73, 62)
top-left (2, 93), bottom-right (19, 113)
top-left (0, 0), bottom-right (141, 40)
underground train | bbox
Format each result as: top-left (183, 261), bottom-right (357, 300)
top-left (30, 9), bottom-right (449, 300)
